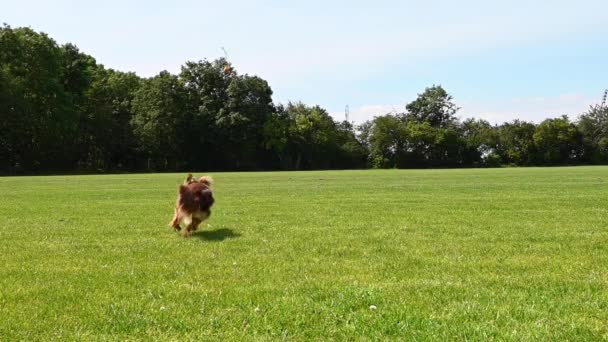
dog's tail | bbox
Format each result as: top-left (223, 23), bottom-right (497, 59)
top-left (198, 176), bottom-right (213, 186)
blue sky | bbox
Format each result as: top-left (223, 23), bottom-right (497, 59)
top-left (3, 0), bottom-right (607, 123)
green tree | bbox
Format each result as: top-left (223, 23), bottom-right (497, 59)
top-left (405, 85), bottom-right (459, 128)
top-left (334, 120), bottom-right (368, 169)
top-left (179, 58), bottom-right (274, 170)
top-left (401, 120), bottom-right (438, 167)
top-left (496, 120), bottom-right (537, 165)
top-left (222, 74), bottom-right (274, 169)
top-left (459, 118), bottom-right (499, 166)
top-left (131, 71), bottom-right (187, 170)
top-left (368, 86), bottom-right (466, 169)
top-left (60, 43), bottom-right (97, 105)
top-left (6, 24), bottom-right (608, 173)
top-left (285, 102), bottom-right (339, 169)
top-left (77, 67), bottom-right (141, 171)
top-left (578, 104), bottom-right (608, 163)
top-left (533, 116), bottom-right (581, 164)
top-left (0, 25), bottom-right (76, 172)
top-left (263, 102), bottom-right (365, 170)
top-left (368, 115), bottom-right (406, 168)
top-left (179, 59), bottom-right (230, 169)
top-left (263, 105), bottom-right (292, 169)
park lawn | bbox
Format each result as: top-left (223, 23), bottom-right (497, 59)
top-left (0, 167), bottom-right (607, 340)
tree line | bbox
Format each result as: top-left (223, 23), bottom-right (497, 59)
top-left (1, 25), bottom-right (607, 174)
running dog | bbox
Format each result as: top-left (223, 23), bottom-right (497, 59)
top-left (170, 174), bottom-right (214, 237)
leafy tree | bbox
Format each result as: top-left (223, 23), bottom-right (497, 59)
top-left (404, 85), bottom-right (459, 128)
top-left (77, 67), bottom-right (141, 171)
top-left (401, 120), bottom-right (435, 166)
top-left (459, 118), bottom-right (499, 166)
top-left (0, 25), bottom-right (76, 172)
top-left (533, 116), bottom-right (581, 164)
top-left (431, 126), bottom-right (461, 167)
top-left (334, 120), bottom-right (368, 169)
top-left (285, 102), bottom-right (340, 169)
top-left (368, 115), bottom-right (406, 168)
top-left (131, 71), bottom-right (187, 170)
top-left (179, 59), bottom-right (229, 169)
top-left (578, 104), bottom-right (608, 163)
top-left (496, 120), bottom-right (537, 165)
top-left (262, 106), bottom-right (290, 169)
top-left (179, 58), bottom-right (275, 170)
top-left (222, 74), bottom-right (274, 169)
top-left (4, 23), bottom-right (608, 173)
top-left (60, 43), bottom-right (97, 105)
top-left (357, 120), bottom-right (373, 155)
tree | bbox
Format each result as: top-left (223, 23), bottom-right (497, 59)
top-left (431, 125), bottom-right (461, 167)
top-left (459, 118), bottom-right (499, 166)
top-left (496, 120), bottom-right (537, 165)
top-left (0, 65), bottom-right (15, 171)
top-left (263, 104), bottom-right (292, 169)
top-left (578, 104), bottom-right (608, 163)
top-left (179, 59), bottom-right (230, 169)
top-left (131, 71), bottom-right (187, 170)
top-left (368, 87), bottom-right (467, 169)
top-left (284, 102), bottom-right (339, 169)
top-left (334, 120), bottom-right (368, 169)
top-left (533, 116), bottom-right (581, 164)
top-left (368, 115), bottom-right (405, 168)
top-left (357, 121), bottom-right (373, 154)
top-left (404, 85), bottom-right (459, 128)
top-left (222, 74), bottom-right (274, 169)
top-left (0, 25), bottom-right (76, 172)
top-left (60, 43), bottom-right (97, 105)
top-left (77, 67), bottom-right (141, 171)
top-left (400, 120), bottom-right (440, 167)
top-left (179, 58), bottom-right (275, 170)
top-left (4, 24), bottom-right (608, 173)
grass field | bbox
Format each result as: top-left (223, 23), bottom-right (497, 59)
top-left (1, 167), bottom-right (607, 340)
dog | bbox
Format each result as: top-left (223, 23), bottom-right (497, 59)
top-left (170, 174), bottom-right (215, 237)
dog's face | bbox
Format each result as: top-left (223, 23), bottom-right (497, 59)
top-left (193, 186), bottom-right (214, 211)
top-left (178, 181), bottom-right (214, 212)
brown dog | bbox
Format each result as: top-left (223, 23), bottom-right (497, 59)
top-left (170, 174), bottom-right (215, 237)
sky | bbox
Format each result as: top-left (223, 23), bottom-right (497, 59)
top-left (3, 0), bottom-right (608, 124)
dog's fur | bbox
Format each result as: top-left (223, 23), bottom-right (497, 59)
top-left (170, 174), bottom-right (214, 237)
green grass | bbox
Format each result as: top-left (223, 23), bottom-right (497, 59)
top-left (1, 167), bottom-right (607, 340)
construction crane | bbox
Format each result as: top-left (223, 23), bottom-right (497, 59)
top-left (221, 47), bottom-right (231, 75)
top-left (345, 105), bottom-right (350, 122)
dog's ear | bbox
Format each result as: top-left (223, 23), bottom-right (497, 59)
top-left (184, 173), bottom-right (194, 184)
top-left (198, 176), bottom-right (213, 186)
top-left (179, 184), bottom-right (188, 194)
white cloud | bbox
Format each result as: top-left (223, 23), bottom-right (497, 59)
top-left (460, 93), bottom-right (596, 124)
top-left (333, 93), bottom-right (598, 125)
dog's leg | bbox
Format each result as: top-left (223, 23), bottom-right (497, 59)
top-left (184, 222), bottom-right (195, 237)
top-left (184, 218), bottom-right (201, 237)
top-left (183, 217), bottom-right (202, 237)
top-left (170, 207), bottom-right (181, 231)
top-left (181, 213), bottom-right (194, 237)
top-left (191, 218), bottom-right (202, 232)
